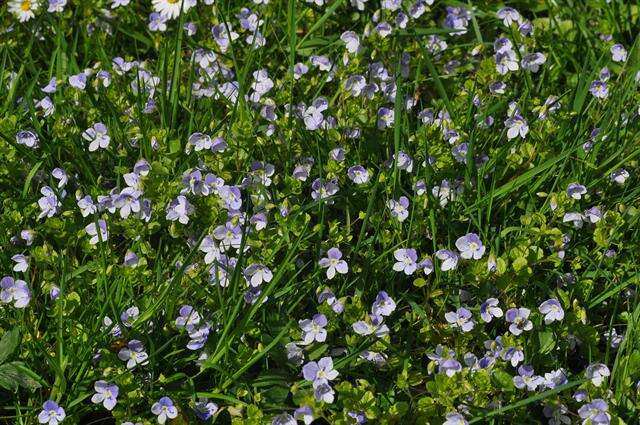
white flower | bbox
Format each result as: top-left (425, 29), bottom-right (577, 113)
top-left (111, 0), bottom-right (131, 8)
top-left (9, 0), bottom-right (38, 22)
top-left (152, 0), bottom-right (196, 20)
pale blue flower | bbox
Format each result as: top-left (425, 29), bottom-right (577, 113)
top-left (111, 0), bottom-right (131, 8)
top-left (341, 31), bottom-right (360, 54)
top-left (435, 249), bottom-right (459, 271)
top-left (505, 308), bottom-right (533, 335)
top-left (543, 369), bottom-right (568, 389)
top-left (455, 233), bottom-right (485, 260)
top-left (611, 44), bottom-right (627, 62)
top-left (393, 248), bottom-right (418, 275)
top-left (37, 400), bottom-right (65, 425)
top-left (166, 196), bottom-right (194, 224)
top-left (38, 186), bottom-right (62, 219)
top-left (271, 413), bottom-right (296, 425)
top-left (91, 381), bottom-right (119, 411)
top-left (480, 298), bottom-right (503, 322)
top-left (445, 308), bottom-right (475, 333)
top-left (513, 365), bottom-right (544, 391)
top-left (347, 165), bottom-right (369, 184)
top-left (567, 182), bottom-right (587, 199)
top-left (313, 382), bottom-right (335, 403)
top-left (590, 80), bottom-right (608, 99)
top-left (610, 168), bottom-right (629, 185)
top-left (427, 345), bottom-right (462, 377)
top-left (505, 114), bottom-right (528, 139)
top-left (82, 123), bottom-right (110, 152)
top-left (352, 314), bottom-right (388, 337)
top-left (521, 52), bottom-right (546, 73)
top-left (299, 314), bottom-right (328, 344)
top-left (585, 363), bottom-right (610, 387)
top-left (294, 406), bottom-right (314, 425)
top-left (120, 306), bottom-right (139, 327)
top-left (68, 72), bottom-right (87, 90)
top-left (302, 356), bottom-right (338, 386)
top-left (151, 397), bottom-right (178, 424)
top-left (319, 248), bottom-right (348, 279)
top-left (244, 264), bottom-right (273, 287)
top-left (11, 254), bottom-right (28, 272)
top-left (497, 7), bottom-right (521, 26)
top-left (85, 220), bottom-right (108, 245)
top-left (578, 399), bottom-right (610, 425)
top-left (118, 340), bottom-right (149, 369)
top-left (387, 196), bottom-right (409, 222)
top-left (16, 130), bottom-right (39, 148)
top-left (443, 412), bottom-right (468, 425)
top-left (538, 299), bottom-right (564, 324)
top-left (0, 276), bottom-right (31, 308)
top-left (372, 291), bottom-right (396, 316)
top-left (194, 399), bottom-right (218, 420)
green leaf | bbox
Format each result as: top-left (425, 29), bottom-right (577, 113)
top-left (557, 288), bottom-right (570, 308)
top-left (611, 416), bottom-right (628, 425)
top-left (296, 0), bottom-right (346, 49)
top-left (408, 300), bottom-right (429, 324)
top-left (491, 369), bottom-right (515, 392)
top-left (0, 362), bottom-right (43, 391)
top-left (0, 328), bottom-right (20, 364)
top-left (22, 160), bottom-right (43, 199)
top-left (538, 331), bottom-right (556, 355)
top-left (264, 384), bottom-right (290, 404)
top-left (389, 401), bottom-right (409, 417)
top-left (307, 343), bottom-right (329, 361)
top-left (169, 138), bottom-right (182, 154)
top-left (470, 379), bottom-right (586, 423)
top-left (412, 277), bottom-right (427, 288)
top-left (594, 226), bottom-right (610, 248)
top-left (512, 257), bottom-right (528, 272)
top-left (0, 363), bottom-right (20, 391)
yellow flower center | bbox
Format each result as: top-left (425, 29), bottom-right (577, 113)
top-left (167, 0), bottom-right (179, 3)
top-left (21, 1), bottom-right (31, 11)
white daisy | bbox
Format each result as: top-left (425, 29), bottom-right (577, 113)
top-left (151, 0), bottom-right (196, 20)
top-left (9, 0), bottom-right (39, 22)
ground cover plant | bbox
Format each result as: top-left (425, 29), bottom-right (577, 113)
top-left (0, 0), bottom-right (639, 423)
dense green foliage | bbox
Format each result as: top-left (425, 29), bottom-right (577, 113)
top-left (0, 0), bottom-right (640, 424)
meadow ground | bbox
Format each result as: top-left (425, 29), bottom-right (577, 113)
top-left (0, 0), bottom-right (639, 424)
